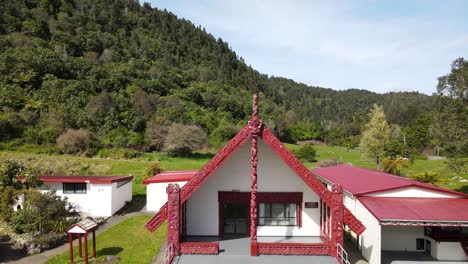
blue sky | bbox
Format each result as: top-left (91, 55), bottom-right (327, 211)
top-left (148, 0), bottom-right (468, 94)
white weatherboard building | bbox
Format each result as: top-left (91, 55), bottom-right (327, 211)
top-left (38, 175), bottom-right (133, 217)
top-left (314, 165), bottom-right (468, 264)
top-left (143, 170), bottom-right (197, 212)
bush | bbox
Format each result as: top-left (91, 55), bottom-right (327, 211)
top-left (164, 124), bottom-right (207, 157)
top-left (411, 171), bottom-right (439, 185)
top-left (145, 118), bottom-right (171, 151)
top-left (56, 128), bottom-right (98, 155)
top-left (293, 144), bottom-right (317, 162)
top-left (144, 161), bottom-right (165, 179)
top-left (10, 190), bottom-right (78, 234)
top-left (445, 158), bottom-right (467, 174)
top-left (382, 157), bottom-right (410, 176)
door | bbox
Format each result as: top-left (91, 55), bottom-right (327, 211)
top-left (223, 203), bottom-right (248, 236)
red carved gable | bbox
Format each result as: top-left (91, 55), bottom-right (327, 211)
top-left (145, 116), bottom-right (365, 236)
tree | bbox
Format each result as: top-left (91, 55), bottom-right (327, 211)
top-left (359, 104), bottom-right (391, 165)
top-left (293, 144), bottom-right (317, 162)
top-left (56, 128), bottom-right (98, 155)
top-left (433, 58), bottom-right (468, 156)
top-left (10, 190), bottom-right (78, 234)
top-left (0, 160), bottom-right (22, 190)
top-left (164, 123), bottom-right (207, 156)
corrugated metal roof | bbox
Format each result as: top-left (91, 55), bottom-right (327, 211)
top-left (359, 197), bottom-right (468, 222)
top-left (142, 170), bottom-right (198, 185)
top-left (39, 175), bottom-right (133, 184)
top-left (312, 164), bottom-right (466, 197)
top-left (66, 218), bottom-right (98, 233)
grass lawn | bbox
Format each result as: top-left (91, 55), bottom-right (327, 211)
top-left (46, 215), bottom-right (167, 264)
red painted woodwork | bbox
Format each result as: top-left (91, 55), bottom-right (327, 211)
top-left (92, 231), bottom-right (96, 258)
top-left (145, 203), bottom-right (168, 232)
top-left (180, 125), bottom-right (251, 203)
top-left (344, 208), bottom-right (365, 235)
top-left (249, 96), bottom-right (261, 257)
top-left (69, 233), bottom-right (73, 263)
top-left (218, 191), bottom-right (303, 203)
top-left (260, 128), bottom-right (332, 204)
top-left (180, 242), bottom-right (219, 254)
top-left (257, 243), bottom-right (331, 255)
top-left (381, 221), bottom-right (468, 227)
top-left (330, 184), bottom-right (344, 260)
top-left (84, 233), bottom-right (88, 264)
top-left (78, 234), bottom-right (82, 258)
top-left (167, 184), bottom-right (181, 258)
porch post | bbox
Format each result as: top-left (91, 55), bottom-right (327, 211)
top-left (78, 234), bottom-right (82, 258)
top-left (248, 94), bottom-right (262, 257)
top-left (92, 230), bottom-right (96, 258)
top-left (84, 232), bottom-right (88, 264)
top-left (330, 184), bottom-right (344, 260)
top-left (167, 183), bottom-right (181, 257)
top-left (68, 233), bottom-right (73, 263)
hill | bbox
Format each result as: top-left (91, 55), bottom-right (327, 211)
top-left (0, 0), bottom-right (436, 151)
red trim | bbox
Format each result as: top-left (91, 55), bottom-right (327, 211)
top-left (257, 242), bottom-right (331, 255)
top-left (84, 232), bottom-right (88, 264)
top-left (381, 222), bottom-right (468, 227)
top-left (180, 242), bottom-right (219, 254)
top-left (330, 185), bottom-right (344, 260)
top-left (40, 175), bottom-right (133, 184)
top-left (69, 233), bottom-right (73, 263)
top-left (142, 170), bottom-right (197, 185)
top-left (167, 184), bottom-right (181, 257)
top-left (344, 207), bottom-right (365, 235)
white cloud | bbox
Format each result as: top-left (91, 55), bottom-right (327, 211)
top-left (150, 0), bottom-right (468, 94)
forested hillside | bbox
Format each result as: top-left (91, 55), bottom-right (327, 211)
top-left (0, 0), bottom-right (453, 156)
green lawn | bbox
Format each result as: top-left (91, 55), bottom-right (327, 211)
top-left (46, 215), bottom-right (167, 264)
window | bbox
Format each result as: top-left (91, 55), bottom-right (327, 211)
top-left (259, 203), bottom-right (297, 226)
top-left (63, 183), bottom-right (87, 194)
top-left (416, 238), bottom-right (425, 250)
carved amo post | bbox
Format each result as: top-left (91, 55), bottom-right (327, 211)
top-left (330, 184), bottom-right (344, 260)
top-left (167, 183), bottom-right (181, 261)
top-left (248, 94), bottom-right (262, 256)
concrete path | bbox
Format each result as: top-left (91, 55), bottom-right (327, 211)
top-left (172, 254), bottom-right (338, 264)
top-left (3, 211), bottom-right (151, 264)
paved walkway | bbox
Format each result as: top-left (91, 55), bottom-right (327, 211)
top-left (172, 254), bottom-right (338, 264)
top-left (3, 211), bottom-right (150, 264)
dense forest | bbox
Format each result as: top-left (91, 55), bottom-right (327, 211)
top-left (0, 0), bottom-right (465, 157)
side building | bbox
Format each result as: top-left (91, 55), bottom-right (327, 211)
top-left (313, 164), bottom-right (468, 264)
top-left (37, 175), bottom-right (133, 217)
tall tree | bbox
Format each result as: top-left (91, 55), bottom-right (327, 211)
top-left (434, 58), bottom-right (468, 156)
top-left (359, 104), bottom-right (390, 165)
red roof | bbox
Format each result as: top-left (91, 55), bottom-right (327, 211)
top-left (142, 170), bottom-right (198, 185)
top-left (39, 175), bottom-right (133, 184)
top-left (313, 164), bottom-right (466, 197)
top-left (359, 197), bottom-right (468, 222)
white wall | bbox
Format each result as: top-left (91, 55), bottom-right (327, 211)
top-left (356, 199), bottom-right (381, 264)
top-left (256, 140), bottom-right (320, 237)
top-left (381, 226), bottom-right (425, 251)
top-left (427, 237), bottom-right (468, 261)
top-left (370, 186), bottom-right (461, 198)
top-left (44, 181), bottom-right (129, 217)
top-left (111, 181), bottom-right (132, 215)
top-left (146, 181), bottom-right (188, 212)
top-left (186, 139), bottom-right (321, 237)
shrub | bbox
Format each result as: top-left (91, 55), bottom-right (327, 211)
top-left (56, 128), bottom-right (98, 155)
top-left (144, 161), bottom-right (164, 179)
top-left (164, 124), bottom-right (207, 157)
top-left (96, 148), bottom-right (141, 159)
top-left (0, 186), bottom-right (17, 222)
top-left (145, 118), bottom-right (171, 151)
top-left (411, 171), bottom-right (439, 185)
top-left (381, 157), bottom-right (410, 176)
top-left (445, 158), bottom-right (467, 174)
top-left (10, 190), bottom-right (78, 234)
top-left (293, 144), bottom-right (317, 162)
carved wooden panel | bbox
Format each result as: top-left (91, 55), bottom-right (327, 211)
top-left (180, 242), bottom-right (219, 254)
top-left (167, 184), bottom-right (181, 256)
top-left (145, 203), bottom-right (167, 233)
top-left (343, 207), bottom-right (366, 235)
top-left (257, 243), bottom-right (331, 255)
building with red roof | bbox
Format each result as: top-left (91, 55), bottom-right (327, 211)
top-left (143, 96), bottom-right (365, 264)
top-left (37, 175), bottom-right (133, 217)
top-left (313, 164), bottom-right (468, 263)
top-left (143, 170), bottom-right (197, 212)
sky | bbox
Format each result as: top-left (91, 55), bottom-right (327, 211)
top-left (148, 0), bottom-right (468, 94)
